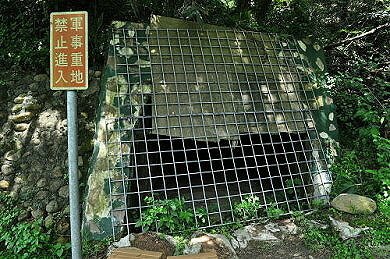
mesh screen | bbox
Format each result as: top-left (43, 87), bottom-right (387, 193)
top-left (107, 27), bottom-right (331, 235)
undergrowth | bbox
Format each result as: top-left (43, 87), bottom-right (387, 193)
top-left (0, 193), bottom-right (70, 258)
top-left (299, 206), bottom-right (390, 259)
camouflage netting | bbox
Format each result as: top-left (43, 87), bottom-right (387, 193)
top-left (82, 16), bottom-right (338, 239)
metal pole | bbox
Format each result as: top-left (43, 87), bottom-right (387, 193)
top-left (67, 90), bottom-right (82, 259)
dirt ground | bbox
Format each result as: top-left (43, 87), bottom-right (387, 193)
top-left (236, 235), bottom-right (330, 259)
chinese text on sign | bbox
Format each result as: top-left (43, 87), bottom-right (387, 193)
top-left (50, 11), bottom-right (88, 90)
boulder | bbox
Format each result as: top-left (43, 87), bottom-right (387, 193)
top-left (0, 180), bottom-right (10, 189)
top-left (331, 193), bottom-right (377, 214)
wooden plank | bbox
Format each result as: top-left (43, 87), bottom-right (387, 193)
top-left (108, 247), bottom-right (163, 259)
top-left (167, 252), bottom-right (218, 259)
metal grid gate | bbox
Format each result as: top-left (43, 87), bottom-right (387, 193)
top-left (107, 27), bottom-right (331, 235)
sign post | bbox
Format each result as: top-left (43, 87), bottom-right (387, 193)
top-left (50, 11), bottom-right (88, 259)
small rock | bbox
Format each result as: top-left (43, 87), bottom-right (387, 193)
top-left (112, 234), bottom-right (132, 248)
top-left (9, 112), bottom-right (34, 123)
top-left (4, 151), bottom-right (21, 161)
top-left (17, 211), bottom-right (30, 222)
top-left (14, 95), bottom-right (25, 104)
top-left (1, 164), bottom-right (13, 175)
top-left (233, 224), bottom-right (278, 249)
top-left (34, 74), bottom-right (49, 82)
top-left (36, 190), bottom-right (50, 200)
top-left (57, 219), bottom-right (70, 234)
top-left (37, 178), bottom-right (47, 188)
top-left (331, 193), bottom-right (377, 214)
top-left (58, 185), bottom-right (69, 198)
top-left (0, 180), bottom-right (10, 189)
top-left (164, 234), bottom-right (178, 248)
top-left (31, 138), bottom-right (40, 146)
top-left (37, 110), bottom-right (60, 129)
top-left (78, 156), bottom-right (83, 166)
top-left (279, 220), bottom-right (298, 235)
top-left (46, 200), bottom-right (60, 213)
top-left (14, 177), bottom-right (22, 184)
top-left (208, 234), bottom-right (237, 258)
top-left (27, 174), bottom-right (39, 183)
top-left (44, 215), bottom-right (55, 228)
top-left (183, 243), bottom-right (202, 255)
top-left (252, 231), bottom-right (279, 241)
top-left (230, 238), bottom-right (240, 250)
top-left (264, 222), bottom-right (280, 233)
top-left (25, 103), bottom-right (40, 111)
top-left (14, 123), bottom-right (29, 132)
top-left (187, 234), bottom-right (237, 259)
top-left (49, 180), bottom-right (64, 192)
top-left (80, 79), bottom-right (99, 97)
top-left (94, 70), bottom-right (102, 77)
top-left (31, 209), bottom-right (44, 219)
top-left (329, 216), bottom-right (369, 240)
top-left (11, 104), bottom-right (23, 113)
top-left (19, 163), bottom-right (29, 170)
top-left (29, 82), bottom-right (39, 91)
top-left (52, 167), bottom-right (64, 178)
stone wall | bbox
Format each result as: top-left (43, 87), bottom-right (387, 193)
top-left (0, 68), bottom-right (101, 234)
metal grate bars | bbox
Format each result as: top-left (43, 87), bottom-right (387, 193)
top-left (107, 27), bottom-right (331, 236)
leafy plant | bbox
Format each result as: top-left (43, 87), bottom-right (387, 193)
top-left (135, 196), bottom-right (196, 233)
top-left (233, 195), bottom-right (261, 221)
top-left (311, 199), bottom-right (327, 209)
top-left (171, 235), bottom-right (188, 256)
top-left (265, 204), bottom-right (285, 219)
top-left (82, 237), bottom-right (112, 258)
top-left (0, 193), bottom-right (70, 258)
top-left (194, 207), bottom-right (208, 226)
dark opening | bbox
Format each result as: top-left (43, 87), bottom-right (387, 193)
top-left (126, 130), bottom-right (313, 229)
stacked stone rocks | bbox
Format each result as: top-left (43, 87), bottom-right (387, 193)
top-left (0, 69), bottom-right (101, 234)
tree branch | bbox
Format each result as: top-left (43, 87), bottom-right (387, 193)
top-left (325, 23), bottom-right (390, 50)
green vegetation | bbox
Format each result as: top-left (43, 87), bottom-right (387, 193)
top-left (233, 195), bottom-right (261, 221)
top-left (0, 193), bottom-right (70, 258)
top-left (265, 204), bottom-right (285, 220)
top-left (81, 237), bottom-right (112, 258)
top-left (0, 0), bottom-right (388, 257)
top-left (296, 207), bottom-right (390, 258)
top-left (135, 196), bottom-right (196, 233)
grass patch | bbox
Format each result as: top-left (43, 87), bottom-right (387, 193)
top-left (297, 207), bottom-right (390, 259)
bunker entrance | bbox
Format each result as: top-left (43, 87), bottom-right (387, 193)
top-left (127, 130), bottom-right (314, 228)
top-left (105, 17), bottom-right (334, 235)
